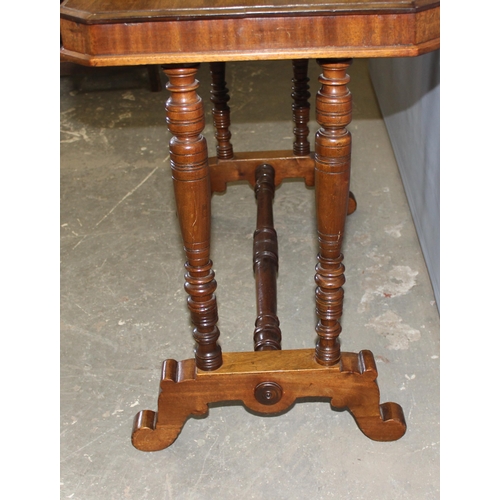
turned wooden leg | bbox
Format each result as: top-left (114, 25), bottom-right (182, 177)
top-left (292, 59), bottom-right (356, 214)
top-left (163, 64), bottom-right (222, 372)
top-left (210, 62), bottom-right (234, 160)
top-left (314, 59), bottom-right (352, 366)
top-left (292, 59), bottom-right (311, 156)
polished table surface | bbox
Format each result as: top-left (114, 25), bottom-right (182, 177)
top-left (60, 0), bottom-right (439, 451)
top-left (60, 0), bottom-right (440, 65)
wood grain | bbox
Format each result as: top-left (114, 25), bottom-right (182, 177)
top-left (61, 0), bottom-right (439, 23)
top-left (132, 349), bottom-right (406, 451)
top-left (60, 2), bottom-right (440, 65)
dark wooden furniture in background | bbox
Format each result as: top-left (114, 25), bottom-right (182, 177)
top-left (60, 61), bottom-right (163, 92)
top-left (60, 0), bottom-right (440, 451)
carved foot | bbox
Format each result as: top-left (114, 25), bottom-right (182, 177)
top-left (335, 350), bottom-right (406, 441)
top-left (131, 349), bottom-right (405, 451)
top-left (132, 410), bottom-right (184, 452)
top-left (350, 402), bottom-right (406, 442)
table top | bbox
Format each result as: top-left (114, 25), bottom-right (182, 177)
top-left (60, 0), bottom-right (439, 65)
top-left (61, 0), bottom-right (438, 21)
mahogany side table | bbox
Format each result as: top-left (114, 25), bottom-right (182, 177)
top-left (60, 0), bottom-right (440, 451)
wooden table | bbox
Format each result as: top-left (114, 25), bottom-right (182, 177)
top-left (61, 0), bottom-right (440, 451)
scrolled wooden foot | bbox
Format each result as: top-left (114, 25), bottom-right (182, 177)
top-left (132, 410), bottom-right (182, 452)
top-left (334, 350), bottom-right (406, 441)
top-left (131, 349), bottom-right (405, 451)
top-left (348, 401), bottom-right (406, 442)
top-left (131, 359), bottom-right (209, 451)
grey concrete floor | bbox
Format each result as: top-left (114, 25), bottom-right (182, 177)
top-left (60, 59), bottom-right (439, 499)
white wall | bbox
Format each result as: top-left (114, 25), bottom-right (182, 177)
top-left (369, 51), bottom-right (440, 310)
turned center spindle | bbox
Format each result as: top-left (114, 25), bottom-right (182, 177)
top-left (253, 164), bottom-right (282, 351)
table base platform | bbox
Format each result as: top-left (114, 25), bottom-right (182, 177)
top-left (132, 349), bottom-right (406, 451)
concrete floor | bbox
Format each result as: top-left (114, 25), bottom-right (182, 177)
top-left (60, 59), bottom-right (440, 499)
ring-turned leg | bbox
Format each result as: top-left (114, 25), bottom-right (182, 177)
top-left (163, 64), bottom-right (222, 372)
top-left (210, 62), bottom-right (234, 160)
top-left (292, 59), bottom-right (311, 156)
top-left (314, 59), bottom-right (352, 366)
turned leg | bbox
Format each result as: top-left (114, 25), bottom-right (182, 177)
top-left (210, 62), bottom-right (234, 160)
top-left (314, 59), bottom-right (352, 366)
top-left (292, 59), bottom-right (311, 156)
top-left (163, 64), bottom-right (222, 371)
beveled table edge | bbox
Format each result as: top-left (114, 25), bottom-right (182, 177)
top-left (61, 0), bottom-right (440, 24)
top-left (60, 38), bottom-right (440, 67)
